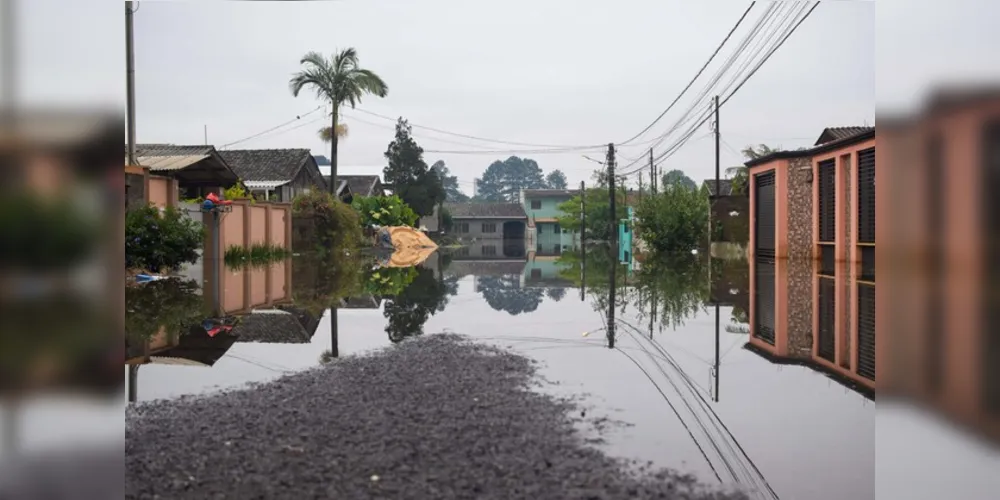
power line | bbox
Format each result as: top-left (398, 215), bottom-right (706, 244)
top-left (350, 107), bottom-right (603, 150)
top-left (220, 106), bottom-right (324, 148)
top-left (617, 2), bottom-right (757, 147)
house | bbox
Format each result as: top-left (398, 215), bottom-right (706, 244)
top-left (218, 148), bottom-right (327, 202)
top-left (325, 175), bottom-right (385, 198)
top-left (444, 202), bottom-right (528, 241)
top-left (702, 178), bottom-right (749, 243)
top-left (743, 125), bottom-right (876, 408)
top-left (520, 189), bottom-right (581, 251)
top-left (133, 144), bottom-right (240, 200)
top-left (232, 306), bottom-right (320, 344)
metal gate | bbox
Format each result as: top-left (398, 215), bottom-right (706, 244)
top-left (754, 171), bottom-right (776, 260)
top-left (818, 159), bottom-right (836, 244)
top-left (818, 277), bottom-right (836, 362)
top-left (754, 256), bottom-right (776, 345)
top-left (984, 119), bottom-right (1000, 413)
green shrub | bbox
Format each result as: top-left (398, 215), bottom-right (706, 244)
top-left (351, 195), bottom-right (419, 228)
top-left (365, 266), bottom-right (418, 297)
top-left (224, 181), bottom-right (254, 203)
top-left (125, 205), bottom-right (204, 272)
top-left (125, 278), bottom-right (205, 341)
top-left (292, 190), bottom-right (363, 256)
top-left (635, 187), bottom-right (710, 254)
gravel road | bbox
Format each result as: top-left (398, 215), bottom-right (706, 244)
top-left (126, 334), bottom-right (747, 499)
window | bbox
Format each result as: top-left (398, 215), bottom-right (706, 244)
top-left (531, 200), bottom-right (542, 210)
top-left (482, 223), bottom-right (497, 233)
top-left (536, 224), bottom-right (543, 234)
top-left (530, 268), bottom-right (542, 279)
top-left (482, 245), bottom-right (497, 256)
top-left (553, 223), bottom-right (561, 234)
top-left (457, 223), bottom-right (470, 233)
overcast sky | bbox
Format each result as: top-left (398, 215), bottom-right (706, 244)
top-left (21, 0), bottom-right (998, 197)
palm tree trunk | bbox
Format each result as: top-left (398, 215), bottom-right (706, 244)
top-left (329, 107), bottom-right (339, 196)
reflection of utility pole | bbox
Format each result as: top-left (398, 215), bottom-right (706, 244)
top-left (126, 1), bottom-right (137, 166)
top-left (330, 307), bottom-right (340, 358)
top-left (580, 180), bottom-right (586, 303)
top-left (1, 401), bottom-right (17, 456)
top-left (607, 143), bottom-right (617, 249)
top-left (713, 303), bottom-right (720, 403)
top-left (128, 365), bottom-right (139, 403)
top-left (607, 254), bottom-right (617, 349)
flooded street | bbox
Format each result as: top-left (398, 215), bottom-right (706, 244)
top-left (125, 243), bottom-right (879, 499)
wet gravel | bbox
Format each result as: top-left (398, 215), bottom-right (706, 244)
top-left (126, 334), bottom-right (747, 499)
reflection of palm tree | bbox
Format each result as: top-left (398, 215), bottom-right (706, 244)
top-left (545, 288), bottom-right (567, 302)
top-left (384, 268), bottom-right (449, 343)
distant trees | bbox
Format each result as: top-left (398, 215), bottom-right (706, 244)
top-left (660, 169), bottom-right (697, 192)
top-left (383, 119), bottom-right (444, 216)
top-left (545, 170), bottom-right (568, 190)
top-left (475, 156), bottom-right (547, 202)
top-left (289, 48), bottom-right (388, 194)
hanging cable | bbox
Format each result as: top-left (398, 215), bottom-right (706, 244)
top-left (220, 106), bottom-right (323, 149)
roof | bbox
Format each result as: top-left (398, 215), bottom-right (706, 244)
top-left (745, 128), bottom-right (876, 169)
top-left (444, 202), bottom-right (527, 219)
top-left (218, 148), bottom-right (314, 184)
top-left (232, 309), bottom-right (315, 344)
top-left (815, 126), bottom-right (874, 145)
top-left (313, 155), bottom-right (331, 166)
top-left (131, 143), bottom-right (239, 185)
top-left (522, 189), bottom-right (579, 198)
top-left (702, 179), bottom-right (735, 196)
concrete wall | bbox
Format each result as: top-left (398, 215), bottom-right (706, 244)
top-left (523, 194), bottom-right (573, 220)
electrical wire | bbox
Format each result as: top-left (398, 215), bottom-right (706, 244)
top-left (617, 2), bottom-right (757, 147)
top-left (221, 106), bottom-right (324, 149)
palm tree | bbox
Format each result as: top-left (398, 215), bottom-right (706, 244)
top-left (289, 48), bottom-right (388, 194)
top-left (726, 144), bottom-right (779, 195)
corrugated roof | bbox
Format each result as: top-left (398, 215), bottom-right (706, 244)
top-left (444, 202), bottom-right (527, 219)
top-left (134, 154), bottom-right (210, 171)
top-left (244, 180), bottom-right (289, 189)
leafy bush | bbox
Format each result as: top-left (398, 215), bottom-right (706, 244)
top-left (365, 266), bottom-right (418, 297)
top-left (292, 190), bottom-right (363, 256)
top-left (125, 205), bottom-right (204, 272)
top-left (351, 195), bottom-right (419, 228)
top-left (223, 181), bottom-right (255, 202)
top-left (635, 186), bottom-right (710, 254)
top-left (557, 188), bottom-right (627, 241)
top-left (125, 278), bottom-right (205, 341)
top-left (440, 206), bottom-right (453, 232)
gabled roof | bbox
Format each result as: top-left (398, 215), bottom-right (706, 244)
top-left (522, 189), bottom-right (580, 198)
top-left (218, 148), bottom-right (315, 185)
top-left (324, 175), bottom-right (381, 197)
top-left (232, 308), bottom-right (316, 344)
top-left (702, 179), bottom-right (735, 196)
top-left (745, 128), bottom-right (876, 169)
top-left (444, 202), bottom-right (527, 219)
top-left (815, 126), bottom-right (874, 146)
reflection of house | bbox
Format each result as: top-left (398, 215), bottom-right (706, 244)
top-left (703, 179), bottom-right (748, 244)
top-left (445, 202), bottom-right (528, 240)
top-left (126, 324), bottom-right (239, 368)
top-left (521, 258), bottom-right (574, 288)
top-left (232, 307), bottom-right (320, 344)
top-left (747, 257), bottom-right (875, 396)
top-left (219, 149), bottom-right (327, 202)
top-left (520, 189), bottom-right (580, 250)
top-left (341, 295), bottom-right (383, 309)
top-left (133, 144), bottom-right (240, 199)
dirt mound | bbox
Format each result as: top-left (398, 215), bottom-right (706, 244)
top-left (387, 226), bottom-right (437, 250)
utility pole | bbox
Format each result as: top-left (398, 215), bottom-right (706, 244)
top-left (638, 176), bottom-right (643, 204)
top-left (649, 148), bottom-right (656, 194)
top-left (713, 95), bottom-right (721, 245)
top-left (580, 180), bottom-right (586, 302)
top-left (126, 1), bottom-right (137, 166)
top-left (204, 125), bottom-right (208, 146)
top-left (2, 0), bottom-right (15, 110)
top-left (607, 143), bottom-right (617, 247)
top-left (714, 303), bottom-right (721, 403)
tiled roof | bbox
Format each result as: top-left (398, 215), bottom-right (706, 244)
top-left (815, 126), bottom-right (874, 145)
top-left (444, 202), bottom-right (527, 219)
top-left (702, 179), bottom-right (734, 196)
top-left (134, 144), bottom-right (215, 157)
top-left (218, 148), bottom-right (313, 183)
top-left (232, 310), bottom-right (313, 344)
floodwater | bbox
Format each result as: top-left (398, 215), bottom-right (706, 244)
top-left (124, 243), bottom-right (882, 499)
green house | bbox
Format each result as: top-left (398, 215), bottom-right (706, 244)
top-left (519, 189), bottom-right (580, 255)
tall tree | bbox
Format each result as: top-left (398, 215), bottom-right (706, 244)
top-left (475, 156), bottom-right (547, 202)
top-left (289, 48), bottom-right (388, 194)
top-left (383, 119), bottom-right (444, 216)
top-left (545, 169), bottom-right (568, 190)
top-left (430, 160), bottom-right (469, 202)
top-left (661, 169), bottom-right (697, 191)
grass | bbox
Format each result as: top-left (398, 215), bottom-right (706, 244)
top-left (225, 243), bottom-right (292, 269)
